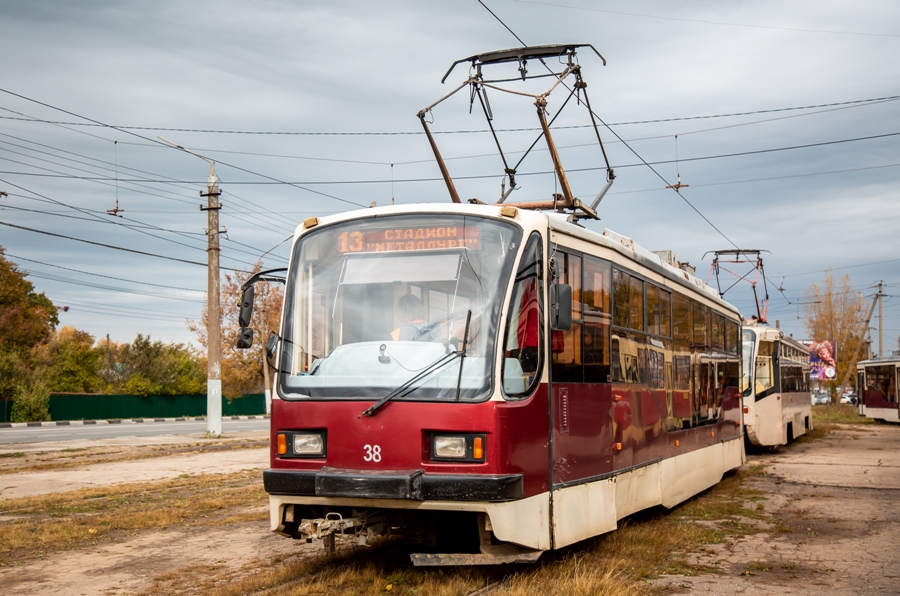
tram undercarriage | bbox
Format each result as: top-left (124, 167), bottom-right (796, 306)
top-left (278, 504), bottom-right (542, 566)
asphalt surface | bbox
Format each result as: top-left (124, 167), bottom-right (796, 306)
top-left (0, 418), bottom-right (270, 444)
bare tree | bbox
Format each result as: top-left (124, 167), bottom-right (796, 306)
top-left (188, 261), bottom-right (283, 399)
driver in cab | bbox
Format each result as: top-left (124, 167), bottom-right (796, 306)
top-left (391, 294), bottom-right (442, 342)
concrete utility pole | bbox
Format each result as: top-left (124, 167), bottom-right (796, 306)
top-left (202, 165), bottom-right (223, 437)
top-left (877, 281), bottom-right (883, 358)
top-left (159, 137), bottom-right (224, 437)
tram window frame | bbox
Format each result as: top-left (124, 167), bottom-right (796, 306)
top-left (613, 268), bottom-right (645, 332)
top-left (711, 313), bottom-right (725, 352)
top-left (692, 301), bottom-right (710, 348)
top-left (725, 319), bottom-right (740, 356)
top-left (501, 232), bottom-right (544, 400)
top-left (647, 283), bottom-right (672, 339)
top-left (583, 255), bottom-right (612, 384)
top-left (672, 294), bottom-right (691, 348)
top-left (551, 251), bottom-right (584, 383)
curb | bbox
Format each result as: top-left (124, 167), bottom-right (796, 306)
top-left (0, 415), bottom-right (270, 429)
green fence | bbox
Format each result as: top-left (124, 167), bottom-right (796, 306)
top-left (0, 400), bottom-right (12, 423)
top-left (46, 393), bottom-right (266, 421)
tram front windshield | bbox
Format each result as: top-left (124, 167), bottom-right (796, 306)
top-left (278, 214), bottom-right (521, 401)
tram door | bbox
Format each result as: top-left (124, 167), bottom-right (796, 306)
top-left (548, 250), bottom-right (614, 487)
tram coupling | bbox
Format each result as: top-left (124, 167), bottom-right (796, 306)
top-left (292, 509), bottom-right (387, 554)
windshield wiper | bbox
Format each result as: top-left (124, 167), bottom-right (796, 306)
top-left (454, 310), bottom-right (472, 401)
top-left (358, 349), bottom-right (462, 418)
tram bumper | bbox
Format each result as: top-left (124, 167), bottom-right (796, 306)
top-left (263, 467), bottom-right (524, 501)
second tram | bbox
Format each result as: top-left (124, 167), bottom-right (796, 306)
top-left (741, 324), bottom-right (812, 447)
top-left (857, 353), bottom-right (900, 423)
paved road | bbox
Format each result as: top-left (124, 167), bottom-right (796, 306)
top-left (0, 418), bottom-right (270, 444)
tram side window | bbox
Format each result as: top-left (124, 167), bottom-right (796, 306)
top-left (613, 268), bottom-right (644, 331)
top-left (647, 284), bottom-right (671, 338)
top-left (864, 365), bottom-right (897, 404)
top-left (692, 301), bottom-right (709, 347)
top-left (725, 319), bottom-right (740, 356)
top-left (716, 361), bottom-right (740, 409)
top-left (551, 251), bottom-right (583, 383)
top-left (673, 294), bottom-right (692, 350)
top-left (583, 255), bottom-right (611, 383)
top-left (711, 314), bottom-right (725, 352)
top-left (501, 233), bottom-right (543, 398)
top-left (781, 365), bottom-right (806, 393)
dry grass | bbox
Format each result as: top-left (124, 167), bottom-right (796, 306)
top-left (0, 469), bottom-right (266, 565)
top-left (0, 438), bottom-right (267, 475)
top-left (134, 465), bottom-right (772, 596)
top-left (812, 404), bottom-right (872, 425)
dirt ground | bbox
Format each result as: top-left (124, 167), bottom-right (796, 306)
top-left (1, 424), bottom-right (898, 595)
top-left (654, 423), bottom-right (900, 595)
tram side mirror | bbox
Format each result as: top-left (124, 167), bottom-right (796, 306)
top-left (550, 283), bottom-right (573, 331)
top-left (266, 331), bottom-right (279, 359)
top-left (237, 327), bottom-right (254, 349)
top-left (239, 286), bottom-right (254, 328)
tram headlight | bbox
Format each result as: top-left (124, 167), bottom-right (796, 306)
top-left (431, 434), bottom-right (486, 462)
top-left (292, 433), bottom-right (325, 456)
top-left (434, 436), bottom-right (467, 458)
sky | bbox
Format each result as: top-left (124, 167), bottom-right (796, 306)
top-left (1, 0), bottom-right (898, 357)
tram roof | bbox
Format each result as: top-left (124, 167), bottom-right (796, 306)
top-left (296, 202), bottom-right (740, 317)
top-left (857, 351), bottom-right (900, 366)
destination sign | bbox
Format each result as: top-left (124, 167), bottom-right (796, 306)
top-left (337, 226), bottom-right (481, 253)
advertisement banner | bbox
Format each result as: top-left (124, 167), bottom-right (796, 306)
top-left (802, 339), bottom-right (837, 380)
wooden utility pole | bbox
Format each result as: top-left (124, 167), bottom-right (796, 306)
top-left (201, 165), bottom-right (223, 437)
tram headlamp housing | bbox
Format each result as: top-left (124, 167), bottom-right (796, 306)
top-left (276, 431), bottom-right (326, 458)
top-left (431, 434), bottom-right (486, 462)
top-left (292, 433), bottom-right (325, 456)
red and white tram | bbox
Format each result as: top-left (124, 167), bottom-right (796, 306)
top-left (741, 324), bottom-right (812, 447)
top-left (857, 353), bottom-right (900, 423)
top-left (238, 45), bottom-right (745, 565)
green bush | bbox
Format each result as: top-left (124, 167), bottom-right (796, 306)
top-left (11, 379), bottom-right (50, 423)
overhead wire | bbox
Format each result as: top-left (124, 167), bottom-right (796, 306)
top-left (2, 94), bottom-right (898, 136)
top-left (6, 126), bottom-right (900, 187)
top-left (5, 252), bottom-right (205, 292)
top-left (0, 130), bottom-right (300, 238)
top-left (26, 270), bottom-right (205, 303)
top-left (0, 219), bottom-right (247, 272)
top-left (0, 177), bottom-right (259, 268)
top-left (0, 87), bottom-right (367, 209)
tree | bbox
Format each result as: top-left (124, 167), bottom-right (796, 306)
top-left (0, 246), bottom-right (58, 404)
top-left (802, 271), bottom-right (868, 392)
top-left (32, 326), bottom-right (105, 393)
top-left (187, 261), bottom-right (283, 399)
top-left (0, 246), bottom-right (58, 355)
top-left (107, 334), bottom-right (206, 396)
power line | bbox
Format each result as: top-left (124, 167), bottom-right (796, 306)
top-left (0, 131), bottom-right (900, 186)
top-left (513, 0), bottom-right (900, 38)
top-left (0, 219), bottom-right (248, 270)
top-left (3, 94), bottom-right (898, 135)
top-left (0, 131), bottom-right (284, 232)
top-left (27, 270), bottom-right (204, 303)
top-left (5, 252), bottom-right (205, 292)
top-left (0, 88), bottom-right (367, 209)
